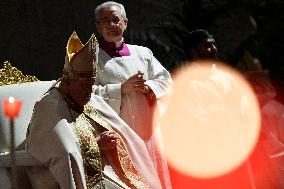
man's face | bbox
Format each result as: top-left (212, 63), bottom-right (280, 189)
top-left (197, 37), bottom-right (218, 59)
top-left (67, 78), bottom-right (95, 106)
top-left (96, 6), bottom-right (128, 43)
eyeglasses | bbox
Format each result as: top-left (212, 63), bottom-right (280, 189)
top-left (98, 18), bottom-right (124, 26)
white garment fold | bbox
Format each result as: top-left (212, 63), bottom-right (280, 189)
top-left (26, 88), bottom-right (162, 189)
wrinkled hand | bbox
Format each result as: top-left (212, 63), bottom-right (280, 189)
top-left (121, 71), bottom-right (145, 94)
top-left (97, 131), bottom-right (119, 153)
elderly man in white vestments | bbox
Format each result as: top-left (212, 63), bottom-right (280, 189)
top-left (93, 2), bottom-right (173, 188)
top-left (25, 32), bottom-right (163, 189)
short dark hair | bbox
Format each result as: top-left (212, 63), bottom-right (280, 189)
top-left (185, 29), bottom-right (213, 51)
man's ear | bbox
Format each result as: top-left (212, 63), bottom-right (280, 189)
top-left (123, 18), bottom-right (128, 29)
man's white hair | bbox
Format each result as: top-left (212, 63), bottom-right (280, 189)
top-left (94, 1), bottom-right (127, 21)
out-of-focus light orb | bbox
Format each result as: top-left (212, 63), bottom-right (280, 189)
top-left (158, 61), bottom-right (260, 178)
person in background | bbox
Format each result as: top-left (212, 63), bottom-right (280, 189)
top-left (168, 29), bottom-right (255, 189)
top-left (93, 2), bottom-right (173, 188)
top-left (180, 28), bottom-right (284, 188)
top-left (184, 29), bottom-right (218, 61)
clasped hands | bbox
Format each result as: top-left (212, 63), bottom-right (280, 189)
top-left (121, 71), bottom-right (156, 103)
top-left (97, 131), bottom-right (119, 154)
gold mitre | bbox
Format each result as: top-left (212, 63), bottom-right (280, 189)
top-left (63, 31), bottom-right (98, 79)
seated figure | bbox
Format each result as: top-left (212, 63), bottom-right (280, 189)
top-left (25, 32), bottom-right (162, 189)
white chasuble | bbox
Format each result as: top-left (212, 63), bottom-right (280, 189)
top-left (26, 87), bottom-right (162, 189)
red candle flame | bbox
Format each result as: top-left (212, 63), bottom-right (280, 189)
top-left (2, 97), bottom-right (22, 118)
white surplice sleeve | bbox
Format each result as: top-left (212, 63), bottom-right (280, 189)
top-left (93, 82), bottom-right (122, 114)
top-left (143, 48), bottom-right (173, 114)
top-left (144, 48), bottom-right (172, 98)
